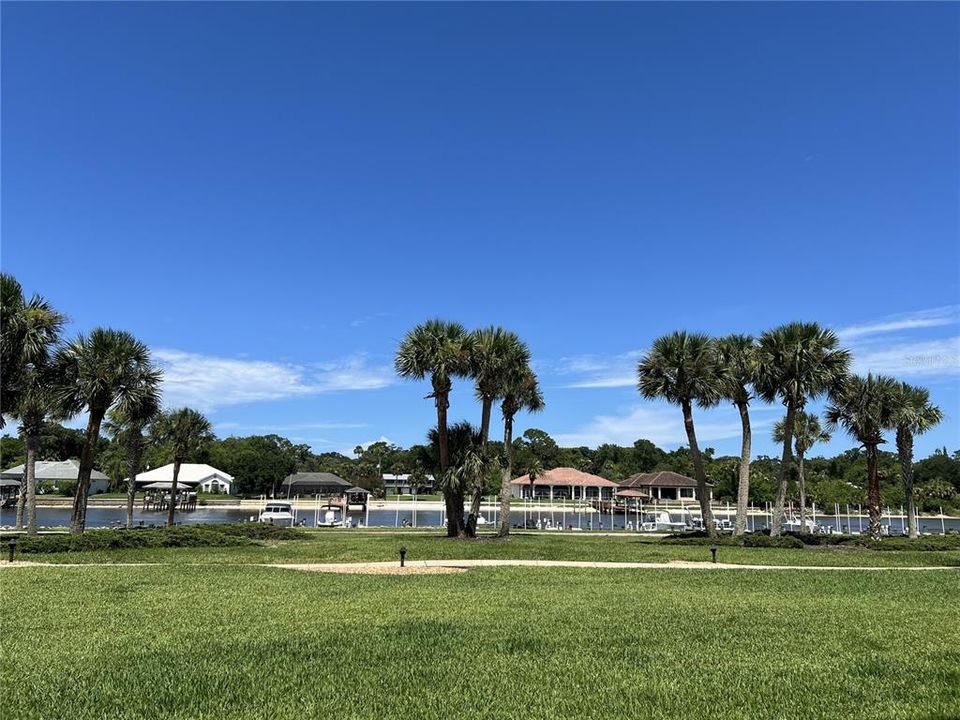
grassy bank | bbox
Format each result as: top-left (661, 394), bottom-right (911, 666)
top-left (9, 529), bottom-right (960, 567)
top-left (2, 565), bottom-right (957, 720)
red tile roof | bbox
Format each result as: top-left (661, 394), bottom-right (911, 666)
top-left (510, 467), bottom-right (620, 488)
top-left (620, 471), bottom-right (710, 488)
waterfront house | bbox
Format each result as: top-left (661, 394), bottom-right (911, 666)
top-left (618, 471), bottom-right (712, 502)
top-left (280, 472), bottom-right (351, 497)
top-left (132, 464), bottom-right (235, 494)
top-left (510, 467), bottom-right (620, 501)
top-left (1, 459), bottom-right (110, 495)
top-left (382, 473), bottom-right (437, 495)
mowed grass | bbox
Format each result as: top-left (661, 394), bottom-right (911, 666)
top-left (16, 530), bottom-right (960, 567)
top-left (2, 565), bottom-right (958, 720)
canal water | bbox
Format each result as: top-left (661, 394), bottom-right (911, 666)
top-left (2, 505), bottom-right (959, 534)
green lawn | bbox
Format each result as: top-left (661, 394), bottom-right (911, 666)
top-left (2, 564), bottom-right (958, 720)
top-left (14, 530), bottom-right (960, 567)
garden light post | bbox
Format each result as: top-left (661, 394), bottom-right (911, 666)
top-left (710, 543), bottom-right (717, 564)
top-left (7, 537), bottom-right (16, 563)
top-left (399, 546), bottom-right (406, 567)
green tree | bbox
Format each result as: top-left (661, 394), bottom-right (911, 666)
top-left (889, 383), bottom-right (943, 538)
top-left (715, 334), bottom-right (758, 536)
top-left (638, 331), bottom-right (723, 537)
top-left (0, 283), bottom-right (66, 535)
top-left (755, 322), bottom-right (850, 536)
top-left (395, 320), bottom-right (474, 536)
top-left (773, 410), bottom-right (830, 533)
top-left (825, 374), bottom-right (899, 539)
top-left (104, 395), bottom-right (162, 528)
top-left (151, 408), bottom-right (214, 527)
top-left (466, 329), bottom-right (531, 536)
top-left (54, 328), bottom-right (162, 534)
top-left (496, 366), bottom-right (544, 537)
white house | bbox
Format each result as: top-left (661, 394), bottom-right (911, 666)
top-left (132, 464), bottom-right (236, 495)
top-left (1, 459), bottom-right (110, 495)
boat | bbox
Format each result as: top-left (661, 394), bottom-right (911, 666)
top-left (259, 501), bottom-right (295, 525)
top-left (316, 508), bottom-right (345, 528)
top-left (641, 511), bottom-right (688, 532)
top-left (782, 517), bottom-right (818, 533)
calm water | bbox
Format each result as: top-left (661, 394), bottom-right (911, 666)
top-left (2, 504), bottom-right (958, 534)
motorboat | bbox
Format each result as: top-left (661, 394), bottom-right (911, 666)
top-left (259, 501), bottom-right (295, 525)
top-left (316, 508), bottom-right (345, 528)
top-left (641, 511), bottom-right (688, 532)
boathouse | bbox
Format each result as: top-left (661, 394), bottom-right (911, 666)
top-left (280, 472), bottom-right (351, 497)
top-left (132, 464), bottom-right (235, 494)
top-left (509, 467), bottom-right (619, 501)
top-left (618, 471), bottom-right (712, 502)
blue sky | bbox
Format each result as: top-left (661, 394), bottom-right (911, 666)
top-left (2, 3), bottom-right (958, 459)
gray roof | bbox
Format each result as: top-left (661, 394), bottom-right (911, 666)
top-left (345, 486), bottom-right (371, 495)
top-left (281, 472), bottom-right (350, 488)
top-left (0, 459), bottom-right (108, 482)
top-left (620, 471), bottom-right (711, 489)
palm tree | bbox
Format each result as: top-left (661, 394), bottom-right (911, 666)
top-left (396, 320), bottom-right (474, 536)
top-left (773, 410), bottom-right (831, 533)
top-left (526, 457), bottom-right (544, 502)
top-left (54, 328), bottom-right (163, 534)
top-left (825, 373), bottom-right (899, 540)
top-left (755, 322), bottom-right (850, 536)
top-left (497, 366), bottom-right (544, 537)
top-left (715, 334), bottom-right (757, 536)
top-left (889, 383), bottom-right (943, 539)
top-left (104, 394), bottom-right (161, 529)
top-left (151, 408), bottom-right (214, 527)
top-left (638, 332), bottom-right (723, 537)
top-left (466, 329), bottom-right (531, 536)
top-left (0, 281), bottom-right (67, 535)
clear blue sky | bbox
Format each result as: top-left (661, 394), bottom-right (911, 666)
top-left (3, 2), bottom-right (958, 459)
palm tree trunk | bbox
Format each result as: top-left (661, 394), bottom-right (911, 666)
top-left (798, 451), bottom-right (807, 533)
top-left (682, 400), bottom-right (715, 538)
top-left (126, 438), bottom-right (143, 529)
top-left (498, 415), bottom-right (514, 537)
top-left (71, 409), bottom-right (106, 535)
top-left (25, 433), bottom-right (39, 536)
top-left (866, 444), bottom-right (882, 540)
top-left (770, 402), bottom-right (796, 536)
top-left (897, 428), bottom-right (917, 539)
top-left (479, 397), bottom-right (493, 448)
top-left (435, 391), bottom-right (459, 538)
top-left (166, 459), bottom-right (181, 527)
top-left (733, 401), bottom-right (752, 536)
top-left (465, 397), bottom-right (496, 537)
top-left (15, 471), bottom-right (26, 529)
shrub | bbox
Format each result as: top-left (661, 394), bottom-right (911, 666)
top-left (11, 523), bottom-right (306, 554)
top-left (741, 534), bottom-right (804, 549)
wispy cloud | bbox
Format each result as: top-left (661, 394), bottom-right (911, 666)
top-left (155, 349), bottom-right (393, 411)
top-left (836, 306), bottom-right (959, 342)
top-left (554, 403), bottom-right (775, 449)
top-left (554, 350), bottom-right (644, 389)
top-left (851, 337), bottom-right (960, 377)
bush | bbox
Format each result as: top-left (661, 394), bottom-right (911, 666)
top-left (660, 531), bottom-right (803, 549)
top-left (838, 535), bottom-right (960, 552)
top-left (10, 523), bottom-right (306, 554)
top-left (741, 534), bottom-right (804, 549)
top-left (57, 480), bottom-right (77, 497)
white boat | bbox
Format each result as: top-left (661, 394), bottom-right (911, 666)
top-left (259, 501), bottom-right (295, 525)
top-left (316, 508), bottom-right (345, 528)
top-left (782, 517), bottom-right (817, 533)
top-left (641, 511), bottom-right (688, 532)
top-left (476, 514), bottom-right (490, 526)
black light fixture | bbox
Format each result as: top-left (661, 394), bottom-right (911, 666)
top-left (7, 537), bottom-right (17, 563)
top-left (399, 546), bottom-right (407, 567)
top-left (710, 543), bottom-right (718, 563)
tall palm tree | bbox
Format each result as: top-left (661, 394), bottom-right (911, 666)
top-left (0, 281), bottom-right (66, 535)
top-left (716, 334), bottom-right (757, 536)
top-left (53, 328), bottom-right (162, 534)
top-left (638, 332), bottom-right (723, 537)
top-left (497, 366), bottom-right (544, 537)
top-left (396, 320), bottom-right (474, 536)
top-left (525, 457), bottom-right (544, 502)
top-left (755, 322), bottom-right (850, 536)
top-left (889, 383), bottom-right (943, 539)
top-left (104, 394), bottom-right (162, 529)
top-left (466, 329), bottom-right (531, 535)
top-left (773, 410), bottom-right (831, 533)
top-left (825, 373), bottom-right (899, 540)
top-left (151, 408), bottom-right (214, 527)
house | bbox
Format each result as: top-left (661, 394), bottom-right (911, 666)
top-left (618, 471), bottom-right (712, 502)
top-left (1, 459), bottom-right (110, 495)
top-left (280, 472), bottom-right (351, 497)
top-left (510, 467), bottom-right (620, 501)
top-left (132, 464), bottom-right (236, 495)
top-left (382, 473), bottom-right (436, 495)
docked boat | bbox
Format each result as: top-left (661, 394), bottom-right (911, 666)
top-left (259, 501), bottom-right (295, 525)
top-left (316, 508), bottom-right (345, 528)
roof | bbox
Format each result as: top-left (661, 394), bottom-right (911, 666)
top-left (510, 467), bottom-right (620, 488)
top-left (345, 486), bottom-right (371, 494)
top-left (133, 464), bottom-right (234, 486)
top-left (383, 473), bottom-right (436, 483)
top-left (620, 471), bottom-right (709, 489)
top-left (281, 472), bottom-right (350, 488)
top-left (0, 478), bottom-right (21, 488)
top-left (615, 489), bottom-right (650, 498)
top-left (1, 459), bottom-right (108, 482)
